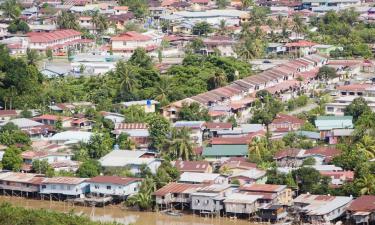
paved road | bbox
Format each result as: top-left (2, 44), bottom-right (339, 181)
top-left (287, 102), bottom-right (318, 115)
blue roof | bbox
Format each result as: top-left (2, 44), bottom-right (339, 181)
top-left (296, 131), bottom-right (321, 139)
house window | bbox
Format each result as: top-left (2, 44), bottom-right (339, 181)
top-left (95, 185), bottom-right (99, 189)
top-left (195, 199), bottom-right (200, 204)
top-left (106, 185), bottom-right (111, 190)
top-left (67, 185), bottom-right (71, 190)
top-left (42, 185), bottom-right (46, 189)
top-left (327, 107), bottom-right (334, 112)
top-left (123, 41), bottom-right (127, 46)
top-left (349, 92), bottom-right (355, 96)
top-left (52, 185), bottom-right (56, 190)
top-left (173, 193), bottom-right (178, 198)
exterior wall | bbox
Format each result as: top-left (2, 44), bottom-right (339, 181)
top-left (191, 195), bottom-right (223, 212)
top-left (89, 181), bottom-right (141, 196)
top-left (155, 193), bottom-right (191, 205)
top-left (0, 181), bottom-right (39, 192)
top-left (40, 182), bottom-right (88, 196)
top-left (29, 35), bottom-right (81, 51)
top-left (277, 189), bottom-right (293, 205)
top-left (224, 201), bottom-right (258, 214)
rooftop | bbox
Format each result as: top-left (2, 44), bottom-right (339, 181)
top-left (153, 182), bottom-right (203, 196)
top-left (179, 172), bottom-right (222, 183)
top-left (42, 177), bottom-right (87, 185)
top-left (203, 144), bottom-right (248, 157)
top-left (348, 195), bottom-right (375, 212)
top-left (240, 183), bottom-right (287, 193)
top-left (87, 176), bottom-right (142, 185)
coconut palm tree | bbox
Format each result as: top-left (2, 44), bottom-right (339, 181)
top-left (26, 48), bottom-right (39, 65)
top-left (115, 61), bottom-right (137, 97)
top-left (168, 127), bottom-right (195, 160)
top-left (292, 14), bottom-right (306, 39)
top-left (248, 137), bottom-right (267, 162)
top-left (57, 11), bottom-right (79, 30)
top-left (153, 76), bottom-right (172, 105)
top-left (356, 174), bottom-right (375, 195)
top-left (1, 0), bottom-right (21, 20)
top-left (91, 10), bottom-right (108, 37)
top-left (126, 177), bottom-right (156, 210)
top-left (217, 19), bottom-right (227, 35)
top-left (208, 71), bottom-right (227, 90)
top-left (356, 135), bottom-right (375, 159)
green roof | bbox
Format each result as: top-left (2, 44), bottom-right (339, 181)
top-left (315, 116), bottom-right (353, 131)
top-left (203, 144), bottom-right (248, 157)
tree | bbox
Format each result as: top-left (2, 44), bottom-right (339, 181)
top-left (186, 38), bottom-right (204, 53)
top-left (117, 133), bottom-right (136, 150)
top-left (129, 48), bottom-right (153, 69)
top-left (114, 61), bottom-right (137, 99)
top-left (122, 105), bottom-right (147, 123)
top-left (154, 161), bottom-right (179, 188)
top-left (292, 167), bottom-right (329, 194)
top-left (240, 0), bottom-right (253, 9)
top-left (57, 11), bottom-right (80, 30)
top-left (85, 133), bottom-right (114, 159)
top-left (192, 22), bottom-right (213, 36)
top-left (356, 135), bottom-right (375, 159)
top-left (344, 97), bottom-right (371, 122)
top-left (355, 174), bottom-right (375, 195)
top-left (302, 157), bottom-right (316, 166)
top-left (249, 6), bottom-right (268, 26)
top-left (178, 102), bottom-right (211, 121)
top-left (217, 19), bottom-right (227, 35)
top-left (216, 0), bottom-right (229, 8)
top-left (292, 14), bottom-right (306, 38)
top-left (1, 146), bottom-right (22, 171)
top-left (1, 0), bottom-right (21, 20)
top-left (32, 159), bottom-right (54, 177)
top-left (248, 137), bottom-right (268, 163)
top-left (165, 127), bottom-right (195, 160)
top-left (76, 160), bottom-right (101, 178)
top-left (317, 66), bottom-right (338, 80)
top-left (46, 48), bottom-right (53, 61)
top-left (118, 0), bottom-right (148, 18)
top-left (90, 10), bottom-right (108, 37)
top-left (208, 70), bottom-right (227, 90)
top-left (126, 177), bottom-right (156, 210)
top-left (146, 114), bottom-right (170, 149)
top-left (0, 123), bottom-right (31, 146)
top-left (236, 36), bottom-right (266, 61)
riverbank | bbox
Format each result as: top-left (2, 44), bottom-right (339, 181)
top-left (0, 196), bottom-right (261, 225)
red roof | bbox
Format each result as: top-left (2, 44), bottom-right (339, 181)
top-left (0, 110), bottom-right (17, 117)
top-left (153, 182), bottom-right (203, 196)
top-left (33, 114), bottom-right (71, 121)
top-left (174, 160), bottom-right (211, 173)
top-left (87, 176), bottom-right (142, 185)
top-left (274, 148), bottom-right (302, 159)
top-left (204, 122), bottom-right (232, 130)
top-left (285, 40), bottom-right (317, 47)
top-left (336, 84), bottom-right (373, 92)
top-left (115, 123), bottom-right (148, 130)
top-left (111, 31), bottom-right (152, 42)
top-left (221, 160), bottom-right (257, 170)
top-left (272, 114), bottom-right (305, 126)
top-left (211, 136), bottom-right (251, 145)
top-left (348, 195), bottom-right (375, 212)
top-left (21, 150), bottom-right (49, 159)
top-left (320, 171), bottom-right (354, 181)
top-left (240, 184), bottom-right (286, 193)
top-left (305, 146), bottom-right (341, 162)
top-left (28, 29), bottom-right (81, 43)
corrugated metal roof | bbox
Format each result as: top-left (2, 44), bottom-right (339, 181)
top-left (203, 145), bottom-right (248, 157)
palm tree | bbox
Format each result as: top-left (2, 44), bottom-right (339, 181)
top-left (1, 0), bottom-right (20, 20)
top-left (126, 177), bottom-right (156, 210)
top-left (26, 48), bottom-right (39, 65)
top-left (91, 10), bottom-right (108, 37)
top-left (168, 127), bottom-right (195, 160)
top-left (218, 19), bottom-right (227, 35)
top-left (356, 135), bottom-right (375, 159)
top-left (208, 71), bottom-right (227, 90)
top-left (0, 72), bottom-right (5, 87)
top-left (356, 174), bottom-right (375, 195)
top-left (292, 14), bottom-right (305, 39)
top-left (276, 14), bottom-right (284, 28)
top-left (115, 61), bottom-right (137, 97)
top-left (240, 0), bottom-right (253, 10)
top-left (153, 76), bottom-right (172, 105)
top-left (57, 11), bottom-right (79, 30)
top-left (248, 137), bottom-right (263, 160)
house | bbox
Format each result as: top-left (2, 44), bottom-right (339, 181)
top-left (239, 184), bottom-right (292, 206)
top-left (220, 158), bottom-right (257, 175)
top-left (270, 114), bottom-right (305, 133)
top-left (7, 118), bottom-right (53, 138)
top-left (190, 184), bottom-right (234, 214)
top-left (0, 172), bottom-right (45, 195)
top-left (40, 177), bottom-right (88, 198)
top-left (203, 122), bottom-right (233, 138)
top-left (33, 114), bottom-right (73, 128)
top-left (173, 121), bottom-right (205, 145)
top-left (325, 96), bottom-right (375, 116)
top-left (112, 123), bottom-right (149, 148)
top-left (116, 100), bottom-right (159, 113)
top-left (27, 29), bottom-right (90, 53)
top-left (99, 150), bottom-right (161, 175)
top-left (173, 160), bottom-right (213, 173)
top-left (347, 195), bottom-right (375, 224)
top-left (315, 116), bottom-right (353, 140)
top-left (293, 194), bottom-right (353, 223)
top-left (302, 0), bottom-right (360, 12)
top-left (201, 36), bottom-right (237, 57)
top-left (229, 168), bottom-right (267, 185)
top-left (224, 193), bottom-right (263, 217)
top-left (101, 112), bottom-right (125, 123)
top-left (179, 172), bottom-right (228, 184)
top-left (87, 176), bottom-right (142, 199)
top-left (113, 6), bottom-right (129, 15)
top-left (267, 43), bottom-right (287, 55)
top-left (49, 131), bottom-right (93, 145)
top-left (0, 110), bottom-right (19, 122)
top-left (285, 40), bottom-right (316, 57)
top-left (110, 31), bottom-right (162, 55)
top-left (203, 144), bottom-right (248, 160)
top-left (22, 150), bottom-right (73, 165)
top-left (258, 204), bottom-right (289, 222)
top-left (319, 170), bottom-right (354, 186)
top-left (153, 182), bottom-right (203, 210)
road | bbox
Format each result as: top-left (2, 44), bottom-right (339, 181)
top-left (287, 102), bottom-right (318, 115)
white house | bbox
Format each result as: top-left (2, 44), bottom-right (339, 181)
top-left (99, 150), bottom-right (162, 175)
top-left (87, 176), bottom-right (142, 198)
top-left (179, 172), bottom-right (228, 184)
top-left (40, 177), bottom-right (88, 198)
top-left (110, 31), bottom-right (162, 56)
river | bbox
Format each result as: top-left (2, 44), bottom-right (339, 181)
top-left (0, 196), bottom-right (260, 225)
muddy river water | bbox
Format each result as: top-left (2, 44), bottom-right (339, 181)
top-left (0, 196), bottom-right (259, 225)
